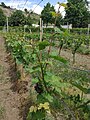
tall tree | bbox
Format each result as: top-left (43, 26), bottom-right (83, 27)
top-left (0, 2), bottom-right (6, 7)
top-left (64, 0), bottom-right (90, 28)
top-left (0, 8), bottom-right (6, 26)
top-left (25, 15), bottom-right (32, 26)
top-left (24, 8), bottom-right (29, 14)
top-left (51, 2), bottom-right (67, 27)
top-left (55, 15), bottom-right (63, 27)
top-left (41, 2), bottom-right (55, 25)
top-left (9, 10), bottom-right (26, 26)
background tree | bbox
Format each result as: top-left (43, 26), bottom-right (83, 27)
top-left (51, 2), bottom-right (67, 27)
top-left (0, 2), bottom-right (6, 7)
top-left (9, 10), bottom-right (26, 26)
top-left (0, 2), bottom-right (10, 8)
top-left (41, 2), bottom-right (55, 25)
top-left (55, 15), bottom-right (63, 27)
top-left (24, 8), bottom-right (29, 14)
top-left (25, 15), bottom-right (32, 26)
top-left (64, 0), bottom-right (90, 28)
top-left (0, 8), bottom-right (6, 26)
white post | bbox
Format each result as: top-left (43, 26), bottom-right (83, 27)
top-left (87, 24), bottom-right (90, 48)
top-left (42, 20), bottom-right (43, 34)
top-left (88, 24), bottom-right (90, 36)
top-left (67, 22), bottom-right (69, 30)
top-left (40, 18), bottom-right (43, 41)
top-left (6, 17), bottom-right (8, 32)
top-left (40, 18), bottom-right (43, 59)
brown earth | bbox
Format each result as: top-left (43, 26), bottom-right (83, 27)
top-left (60, 49), bottom-right (90, 70)
top-left (0, 36), bottom-right (23, 120)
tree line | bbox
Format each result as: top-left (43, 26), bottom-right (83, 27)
top-left (0, 8), bottom-right (33, 26)
top-left (0, 0), bottom-right (90, 28)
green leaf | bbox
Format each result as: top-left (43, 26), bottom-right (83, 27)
top-left (51, 75), bottom-right (69, 88)
top-left (45, 61), bottom-right (53, 65)
top-left (71, 83), bottom-right (90, 94)
top-left (32, 65), bottom-right (40, 70)
top-left (49, 55), bottom-right (67, 64)
top-left (32, 78), bottom-right (39, 84)
top-left (54, 27), bottom-right (63, 33)
top-left (42, 93), bottom-right (53, 102)
top-left (29, 67), bottom-right (41, 73)
top-left (35, 110), bottom-right (45, 120)
top-left (38, 41), bottom-right (50, 50)
top-left (87, 88), bottom-right (90, 94)
top-left (50, 51), bottom-right (58, 56)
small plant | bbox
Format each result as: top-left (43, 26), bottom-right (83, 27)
top-left (69, 35), bottom-right (82, 64)
top-left (0, 106), bottom-right (5, 119)
top-left (27, 102), bottom-right (50, 120)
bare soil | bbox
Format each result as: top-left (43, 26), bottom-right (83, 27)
top-left (0, 36), bottom-right (22, 120)
top-left (60, 49), bottom-right (90, 70)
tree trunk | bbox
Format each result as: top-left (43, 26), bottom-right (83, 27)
top-left (58, 46), bottom-right (62, 55)
top-left (72, 53), bottom-right (75, 64)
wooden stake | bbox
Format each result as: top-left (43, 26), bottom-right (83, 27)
top-left (40, 18), bottom-right (43, 41)
top-left (6, 17), bottom-right (9, 32)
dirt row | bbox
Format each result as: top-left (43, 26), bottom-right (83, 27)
top-left (0, 36), bottom-right (23, 120)
top-left (60, 49), bottom-right (90, 70)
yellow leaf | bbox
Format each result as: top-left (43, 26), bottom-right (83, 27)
top-left (43, 102), bottom-right (49, 110)
top-left (33, 106), bottom-right (37, 113)
top-left (38, 102), bottom-right (50, 110)
top-left (51, 12), bottom-right (61, 18)
top-left (29, 106), bottom-right (35, 112)
top-left (60, 3), bottom-right (67, 8)
top-left (38, 103), bottom-right (44, 110)
top-left (47, 110), bottom-right (51, 114)
top-left (51, 12), bottom-right (57, 17)
top-left (57, 2), bottom-right (67, 8)
top-left (29, 106), bottom-right (37, 113)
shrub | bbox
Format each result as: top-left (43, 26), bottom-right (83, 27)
top-left (70, 28), bottom-right (90, 34)
top-left (0, 26), bottom-right (3, 30)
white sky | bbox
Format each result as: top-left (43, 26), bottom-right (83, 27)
top-left (0, 0), bottom-right (90, 16)
top-left (0, 0), bottom-right (66, 16)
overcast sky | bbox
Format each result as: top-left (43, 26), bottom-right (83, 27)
top-left (0, 0), bottom-right (90, 15)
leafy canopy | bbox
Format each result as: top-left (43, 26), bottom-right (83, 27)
top-left (0, 8), bottom-right (6, 26)
top-left (9, 10), bottom-right (26, 26)
top-left (64, 0), bottom-right (90, 28)
top-left (41, 2), bottom-right (55, 25)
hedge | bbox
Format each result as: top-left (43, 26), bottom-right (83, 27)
top-left (70, 28), bottom-right (90, 34)
top-left (9, 26), bottom-right (55, 33)
top-left (0, 26), bottom-right (4, 30)
top-left (29, 27), bottom-right (55, 33)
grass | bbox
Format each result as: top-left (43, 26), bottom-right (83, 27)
top-left (0, 65), bottom-right (5, 82)
top-left (77, 45), bottom-right (90, 55)
top-left (0, 105), bottom-right (5, 119)
top-left (0, 65), bottom-right (4, 72)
